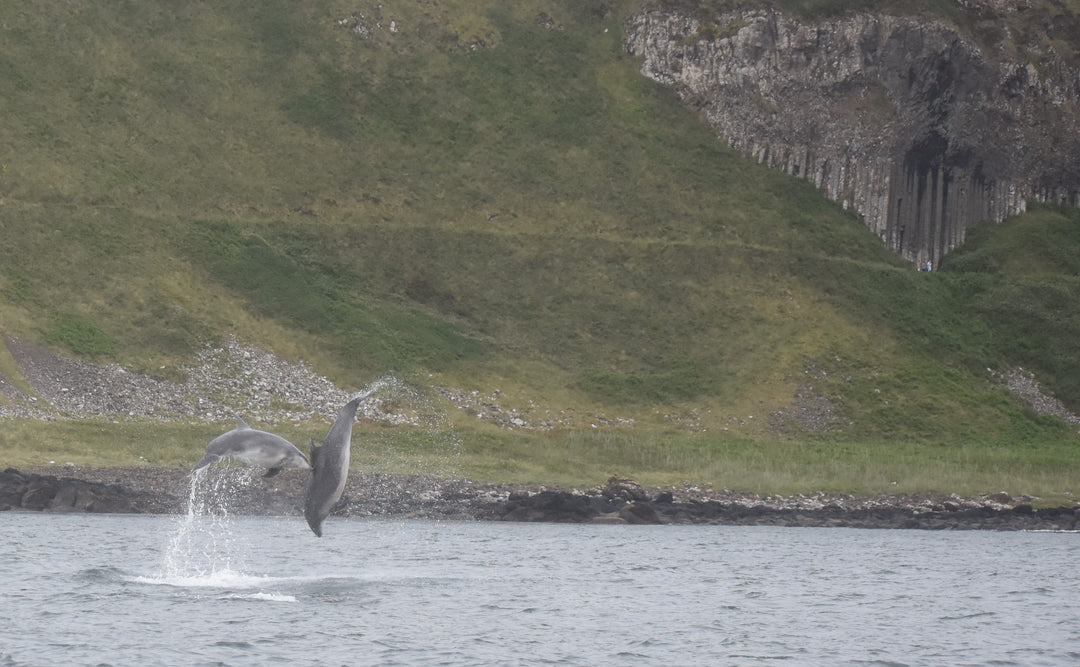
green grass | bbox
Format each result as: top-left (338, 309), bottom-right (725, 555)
top-left (3, 418), bottom-right (1077, 503)
top-left (0, 0), bottom-right (1079, 497)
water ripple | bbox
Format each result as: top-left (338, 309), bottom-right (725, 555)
top-left (2, 515), bottom-right (1079, 665)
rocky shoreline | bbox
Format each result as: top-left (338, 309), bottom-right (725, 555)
top-left (4, 335), bottom-right (1079, 531)
top-left (2, 466), bottom-right (1076, 531)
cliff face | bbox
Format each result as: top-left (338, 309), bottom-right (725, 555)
top-left (624, 4), bottom-right (1080, 265)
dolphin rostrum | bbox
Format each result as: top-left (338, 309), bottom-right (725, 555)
top-left (193, 418), bottom-right (311, 478)
top-left (304, 394), bottom-right (366, 537)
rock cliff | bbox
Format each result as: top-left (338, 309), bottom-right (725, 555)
top-left (624, 1), bottom-right (1080, 265)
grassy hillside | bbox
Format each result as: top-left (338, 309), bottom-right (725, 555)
top-left (1, 0), bottom-right (1078, 495)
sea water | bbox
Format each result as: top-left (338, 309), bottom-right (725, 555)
top-left (1, 508), bottom-right (1078, 666)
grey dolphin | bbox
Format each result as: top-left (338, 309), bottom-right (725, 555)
top-left (304, 395), bottom-right (363, 537)
top-left (193, 418), bottom-right (311, 478)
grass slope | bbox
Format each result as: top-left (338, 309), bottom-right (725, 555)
top-left (0, 0), bottom-right (1078, 495)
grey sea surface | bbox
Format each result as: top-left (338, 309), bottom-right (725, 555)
top-left (1, 511), bottom-right (1077, 666)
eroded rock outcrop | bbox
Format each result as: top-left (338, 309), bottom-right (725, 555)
top-left (624, 2), bottom-right (1080, 265)
top-left (0, 468), bottom-right (143, 513)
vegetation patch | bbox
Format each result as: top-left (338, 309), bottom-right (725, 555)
top-left (0, 0), bottom-right (1077, 495)
top-left (40, 315), bottom-right (115, 360)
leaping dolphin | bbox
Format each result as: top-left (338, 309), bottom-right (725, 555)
top-left (193, 418), bottom-right (311, 478)
top-left (304, 395), bottom-right (364, 537)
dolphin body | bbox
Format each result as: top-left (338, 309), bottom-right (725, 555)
top-left (193, 418), bottom-right (311, 478)
top-left (304, 395), bottom-right (363, 537)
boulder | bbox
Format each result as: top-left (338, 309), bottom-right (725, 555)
top-left (498, 490), bottom-right (599, 523)
top-left (0, 468), bottom-right (140, 513)
top-left (601, 476), bottom-right (649, 502)
top-left (47, 479), bottom-right (137, 513)
top-left (0, 468), bottom-right (30, 509)
top-left (619, 501), bottom-right (663, 525)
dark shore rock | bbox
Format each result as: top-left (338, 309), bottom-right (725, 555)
top-left (1, 468), bottom-right (146, 513)
top-left (3, 468), bottom-right (1077, 531)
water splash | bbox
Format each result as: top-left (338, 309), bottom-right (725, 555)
top-left (352, 378), bottom-right (389, 405)
top-left (156, 466), bottom-right (258, 582)
top-left (352, 374), bottom-right (430, 427)
top-left (148, 377), bottom-right (453, 579)
top-left (368, 378), bottom-right (463, 475)
top-left (151, 378), bottom-right (400, 582)
top-left (349, 377), bottom-right (466, 518)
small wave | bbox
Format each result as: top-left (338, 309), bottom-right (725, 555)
top-left (1025, 529), bottom-right (1080, 533)
top-left (224, 592), bottom-right (297, 603)
top-left (213, 640), bottom-right (254, 649)
top-left (938, 611), bottom-right (996, 621)
top-left (1006, 586), bottom-right (1054, 596)
top-left (134, 570), bottom-right (408, 602)
top-left (131, 569), bottom-right (287, 589)
top-left (76, 566), bottom-right (126, 582)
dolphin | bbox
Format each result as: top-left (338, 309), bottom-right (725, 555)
top-left (193, 418), bottom-right (311, 478)
top-left (304, 395), bottom-right (364, 537)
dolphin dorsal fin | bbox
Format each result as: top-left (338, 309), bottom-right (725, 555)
top-left (235, 417), bottom-right (250, 430)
